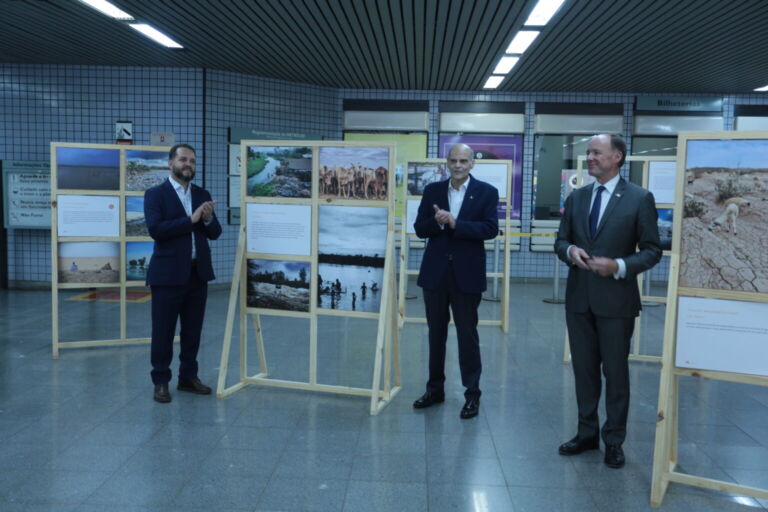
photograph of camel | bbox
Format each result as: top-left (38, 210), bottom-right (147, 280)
top-left (245, 146), bottom-right (312, 198)
top-left (247, 259), bottom-right (310, 312)
top-left (58, 242), bottom-right (119, 283)
top-left (318, 206), bottom-right (387, 312)
top-left (318, 146), bottom-right (390, 201)
top-left (680, 138), bottom-right (768, 293)
top-left (126, 150), bottom-right (168, 191)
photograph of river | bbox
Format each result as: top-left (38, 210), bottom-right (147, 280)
top-left (318, 205), bottom-right (387, 312)
top-left (56, 147), bottom-right (120, 190)
top-left (126, 150), bottom-right (168, 191)
top-left (247, 259), bottom-right (310, 312)
top-left (245, 146), bottom-right (312, 198)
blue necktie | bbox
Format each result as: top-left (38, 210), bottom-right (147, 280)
top-left (589, 185), bottom-right (605, 238)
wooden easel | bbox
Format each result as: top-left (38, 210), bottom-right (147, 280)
top-left (398, 159), bottom-right (512, 333)
top-left (651, 130), bottom-right (768, 507)
top-left (217, 141), bottom-right (400, 414)
top-left (51, 142), bottom-right (171, 358)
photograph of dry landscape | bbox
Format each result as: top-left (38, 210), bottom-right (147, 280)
top-left (680, 139), bottom-right (768, 293)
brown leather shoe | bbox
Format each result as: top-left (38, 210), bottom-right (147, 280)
top-left (177, 378), bottom-right (212, 395)
top-left (153, 383), bottom-right (171, 403)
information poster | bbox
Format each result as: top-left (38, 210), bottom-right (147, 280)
top-left (472, 162), bottom-right (508, 199)
top-left (648, 161), bottom-right (677, 204)
top-left (406, 199), bottom-right (420, 234)
top-left (57, 195), bottom-right (120, 237)
top-left (246, 203), bottom-right (311, 255)
top-left (676, 296), bottom-right (768, 377)
top-left (3, 160), bottom-right (51, 229)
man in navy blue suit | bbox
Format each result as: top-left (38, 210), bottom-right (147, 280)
top-left (144, 144), bottom-right (222, 403)
top-left (412, 144), bottom-right (499, 419)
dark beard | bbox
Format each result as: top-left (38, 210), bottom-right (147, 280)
top-left (173, 166), bottom-right (194, 183)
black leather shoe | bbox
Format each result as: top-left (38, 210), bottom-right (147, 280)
top-left (558, 436), bottom-right (599, 456)
top-left (153, 384), bottom-right (171, 403)
top-left (460, 397), bottom-right (480, 419)
top-left (604, 444), bottom-right (625, 468)
top-left (413, 392), bottom-right (445, 409)
top-left (177, 378), bottom-right (212, 395)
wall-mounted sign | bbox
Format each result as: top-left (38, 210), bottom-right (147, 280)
top-left (2, 160), bottom-right (51, 229)
top-left (115, 121), bottom-right (133, 144)
top-left (229, 128), bottom-right (326, 143)
top-left (636, 96), bottom-right (722, 112)
top-left (151, 132), bottom-right (175, 146)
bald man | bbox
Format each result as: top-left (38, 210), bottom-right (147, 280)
top-left (412, 144), bottom-right (499, 419)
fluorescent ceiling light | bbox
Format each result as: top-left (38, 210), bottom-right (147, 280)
top-left (506, 31), bottom-right (540, 54)
top-left (483, 76), bottom-right (504, 89)
top-left (754, 84), bottom-right (768, 92)
top-left (524, 0), bottom-right (566, 26)
top-left (129, 24), bottom-right (183, 48)
top-left (78, 0), bottom-right (134, 20)
top-left (494, 56), bottom-right (520, 74)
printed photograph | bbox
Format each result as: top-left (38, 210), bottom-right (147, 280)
top-left (407, 162), bottom-right (448, 196)
top-left (126, 150), bottom-right (168, 191)
top-left (657, 208), bottom-right (673, 251)
top-left (319, 146), bottom-right (389, 201)
top-left (56, 147), bottom-right (120, 190)
top-left (245, 146), bottom-right (312, 198)
top-left (680, 139), bottom-right (768, 292)
top-left (247, 259), bottom-right (310, 312)
top-left (125, 241), bottom-right (153, 281)
top-left (125, 196), bottom-right (148, 237)
top-left (318, 205), bottom-right (387, 312)
top-left (58, 242), bottom-right (119, 283)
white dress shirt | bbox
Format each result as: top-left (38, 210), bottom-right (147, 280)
top-left (448, 175), bottom-right (470, 220)
top-left (169, 176), bottom-right (197, 260)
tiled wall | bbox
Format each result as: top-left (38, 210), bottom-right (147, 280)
top-left (2, 63), bottom-right (768, 284)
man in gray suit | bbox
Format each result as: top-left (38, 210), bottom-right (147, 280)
top-left (554, 134), bottom-right (661, 468)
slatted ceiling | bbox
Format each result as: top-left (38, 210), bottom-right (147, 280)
top-left (2, 0), bottom-right (768, 92)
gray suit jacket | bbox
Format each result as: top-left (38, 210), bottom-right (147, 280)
top-left (554, 178), bottom-right (661, 318)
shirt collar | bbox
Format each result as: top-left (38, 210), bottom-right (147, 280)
top-left (594, 174), bottom-right (620, 195)
top-left (169, 175), bottom-right (190, 195)
top-left (450, 174), bottom-right (471, 192)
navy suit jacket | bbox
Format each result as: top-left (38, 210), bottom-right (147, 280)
top-left (144, 179), bottom-right (222, 286)
top-left (414, 175), bottom-right (499, 294)
top-left (554, 178), bottom-right (661, 318)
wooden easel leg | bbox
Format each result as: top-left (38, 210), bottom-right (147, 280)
top-left (253, 314), bottom-right (268, 375)
top-left (217, 227), bottom-right (245, 396)
top-left (563, 330), bottom-right (571, 364)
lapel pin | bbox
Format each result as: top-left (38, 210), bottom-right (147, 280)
top-left (469, 195), bottom-right (473, 199)
top-left (615, 193), bottom-right (621, 197)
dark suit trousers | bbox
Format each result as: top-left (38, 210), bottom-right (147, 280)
top-left (150, 267), bottom-right (208, 385)
top-left (566, 309), bottom-right (634, 445)
top-left (423, 264), bottom-right (482, 399)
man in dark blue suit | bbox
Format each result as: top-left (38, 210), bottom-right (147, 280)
top-left (555, 134), bottom-right (661, 467)
top-left (412, 144), bottom-right (499, 419)
top-left (144, 144), bottom-right (222, 403)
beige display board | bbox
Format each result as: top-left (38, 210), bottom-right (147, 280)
top-left (398, 159), bottom-right (512, 333)
top-left (217, 141), bottom-right (401, 415)
top-left (50, 143), bottom-right (171, 357)
top-left (651, 131), bottom-right (768, 507)
top-left (562, 155), bottom-right (676, 365)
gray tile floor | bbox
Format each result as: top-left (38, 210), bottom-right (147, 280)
top-left (1, 280), bottom-right (767, 511)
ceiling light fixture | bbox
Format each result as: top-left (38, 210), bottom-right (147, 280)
top-left (483, 76), bottom-right (504, 89)
top-left (78, 0), bottom-right (134, 20)
top-left (129, 24), bottom-right (184, 48)
top-left (506, 31), bottom-right (540, 54)
top-left (493, 56), bottom-right (520, 75)
top-left (754, 84), bottom-right (768, 92)
top-left (524, 0), bottom-right (566, 26)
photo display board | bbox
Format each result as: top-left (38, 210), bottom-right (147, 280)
top-left (219, 141), bottom-right (401, 414)
top-left (51, 143), bottom-right (169, 357)
top-left (399, 158), bottom-right (512, 332)
top-left (651, 131), bottom-right (768, 507)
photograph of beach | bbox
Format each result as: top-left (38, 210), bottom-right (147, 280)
top-left (245, 146), bottom-right (312, 198)
top-left (126, 241), bottom-right (153, 281)
top-left (125, 196), bottom-right (148, 237)
top-left (318, 205), bottom-right (387, 312)
top-left (318, 146), bottom-right (390, 201)
top-left (56, 147), bottom-right (120, 190)
top-left (247, 259), bottom-right (310, 312)
top-left (126, 150), bottom-right (168, 191)
top-left (58, 242), bottom-right (119, 283)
